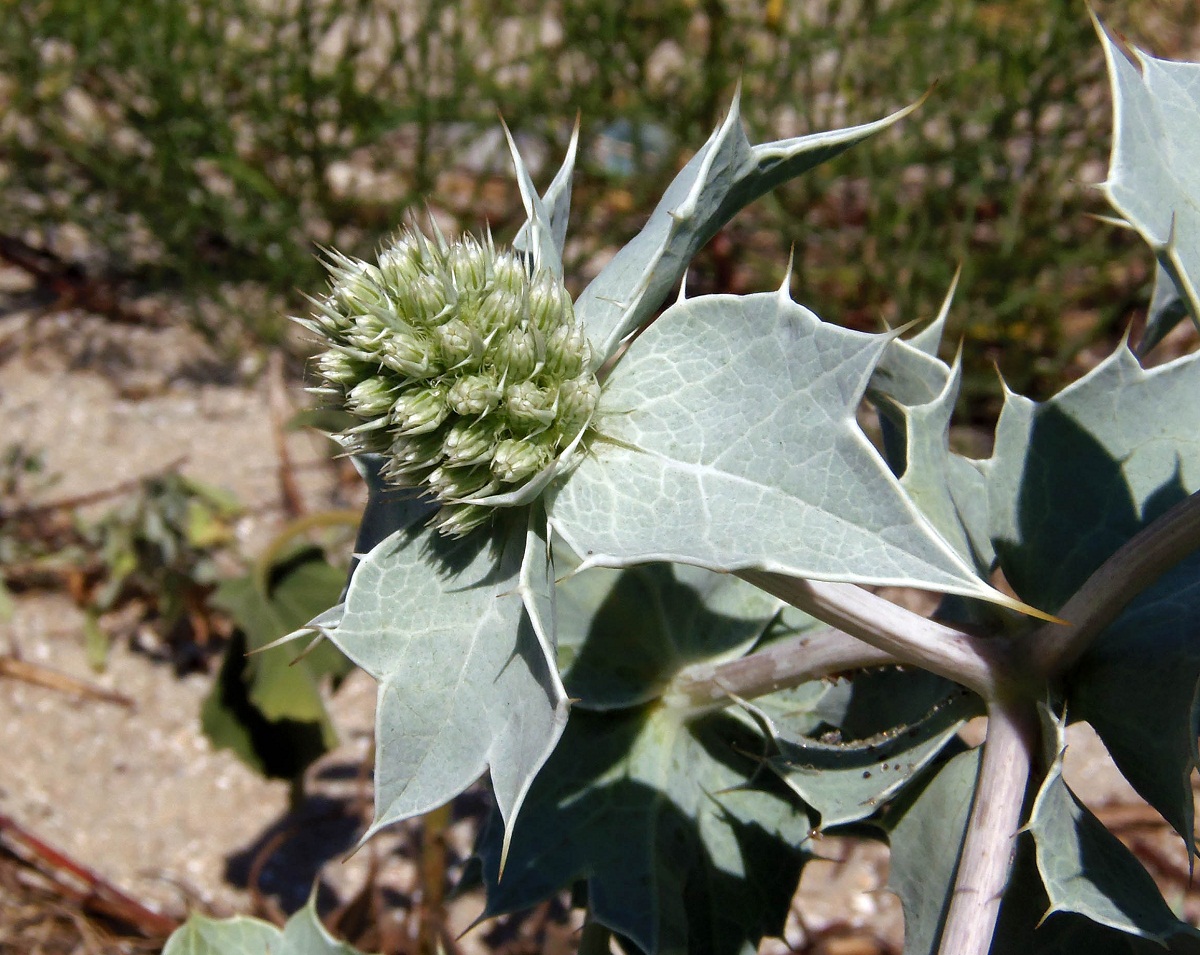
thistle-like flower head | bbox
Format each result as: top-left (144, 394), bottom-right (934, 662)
top-left (301, 227), bottom-right (597, 536)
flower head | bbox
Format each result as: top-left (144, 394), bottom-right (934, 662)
top-left (301, 227), bottom-right (598, 535)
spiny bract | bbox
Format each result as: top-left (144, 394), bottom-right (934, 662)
top-left (299, 227), bottom-right (599, 536)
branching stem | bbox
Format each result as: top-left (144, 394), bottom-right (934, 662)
top-left (1026, 488), bottom-right (1200, 676)
top-left (666, 626), bottom-right (897, 715)
top-left (938, 697), bottom-right (1037, 955)
top-left (737, 571), bottom-right (1018, 699)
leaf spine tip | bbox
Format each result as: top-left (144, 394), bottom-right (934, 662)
top-left (723, 80), bottom-right (744, 130)
top-left (999, 594), bottom-right (1068, 626)
top-left (1165, 211), bottom-right (1179, 249)
top-left (565, 112), bottom-right (581, 159)
top-left (497, 824), bottom-right (514, 881)
top-left (287, 633), bottom-right (327, 667)
top-left (778, 246), bottom-right (796, 299)
top-left (246, 626), bottom-right (316, 656)
top-left (949, 339), bottom-right (965, 371)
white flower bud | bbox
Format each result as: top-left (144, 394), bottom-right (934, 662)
top-left (556, 376), bottom-right (600, 436)
top-left (386, 431), bottom-right (444, 477)
top-left (347, 377), bottom-right (397, 417)
top-left (378, 236), bottom-right (422, 287)
top-left (427, 463), bottom-right (496, 500)
top-left (447, 373), bottom-right (503, 416)
top-left (332, 263), bottom-right (386, 315)
top-left (491, 436), bottom-right (553, 483)
top-left (300, 225), bottom-right (600, 536)
top-left (495, 323), bottom-right (544, 380)
top-left (430, 502), bottom-right (492, 538)
top-left (528, 275), bottom-right (573, 331)
top-left (491, 251), bottom-right (528, 295)
top-left (505, 381), bottom-right (558, 432)
top-left (316, 348), bottom-right (364, 386)
top-left (392, 385), bottom-right (450, 435)
top-left (401, 273), bottom-right (451, 325)
top-left (478, 288), bottom-right (526, 335)
top-left (447, 239), bottom-right (489, 292)
top-left (441, 419), bottom-right (498, 467)
top-left (545, 323), bottom-right (591, 378)
top-left (379, 332), bottom-right (438, 379)
top-left (437, 318), bottom-right (483, 369)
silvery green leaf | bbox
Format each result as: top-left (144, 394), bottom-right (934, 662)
top-left (983, 343), bottom-right (1200, 614)
top-left (1026, 710), bottom-right (1198, 944)
top-left (279, 900), bottom-right (369, 955)
top-left (476, 705), bottom-right (812, 955)
top-left (996, 918), bottom-right (1200, 955)
top-left (747, 678), bottom-right (851, 740)
top-left (1099, 20), bottom-right (1200, 330)
top-left (871, 275), bottom-right (957, 410)
top-left (764, 687), bottom-right (975, 829)
top-left (502, 120), bottom-right (562, 278)
top-left (552, 290), bottom-right (1025, 610)
top-left (1070, 550), bottom-right (1200, 858)
top-left (475, 551), bottom-right (809, 953)
top-left (993, 837), bottom-right (1200, 955)
top-left (867, 275), bottom-right (957, 474)
top-left (162, 915), bottom-right (279, 955)
top-left (556, 561), bottom-right (780, 710)
top-left (288, 454), bottom-right (432, 638)
top-left (983, 335), bottom-right (1200, 862)
top-left (888, 357), bottom-right (994, 575)
top-left (907, 288), bottom-right (953, 359)
top-left (865, 278), bottom-right (999, 595)
top-left (163, 897), bottom-right (368, 955)
top-left (513, 121), bottom-right (579, 264)
top-left (877, 747), bottom-right (980, 955)
top-left (1140, 260), bottom-right (1191, 356)
top-left (327, 508), bottom-right (567, 843)
top-left (576, 94), bottom-right (921, 364)
top-left (347, 453), bottom-right (433, 587)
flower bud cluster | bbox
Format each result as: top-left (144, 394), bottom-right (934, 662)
top-left (300, 228), bottom-right (599, 536)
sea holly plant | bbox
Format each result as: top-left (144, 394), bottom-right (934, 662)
top-left (171, 17), bottom-right (1200, 955)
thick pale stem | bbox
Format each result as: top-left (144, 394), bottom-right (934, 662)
top-left (1028, 489), bottom-right (1200, 676)
top-left (666, 626), bottom-right (897, 715)
top-left (737, 571), bottom-right (1016, 699)
top-left (938, 699), bottom-right (1037, 955)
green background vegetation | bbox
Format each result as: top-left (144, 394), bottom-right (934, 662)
top-left (1, 0), bottom-right (1196, 412)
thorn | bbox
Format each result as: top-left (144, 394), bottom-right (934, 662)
top-left (246, 626), bottom-right (321, 656)
top-left (428, 215), bottom-right (449, 252)
top-left (1166, 211), bottom-right (1179, 251)
top-left (287, 633), bottom-right (327, 667)
top-left (726, 78), bottom-right (744, 122)
top-left (778, 245), bottom-right (796, 299)
top-left (564, 112), bottom-right (581, 165)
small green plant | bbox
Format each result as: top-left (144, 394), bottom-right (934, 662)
top-left (87, 474), bottom-right (238, 632)
top-left (0, 466), bottom-right (240, 663)
top-left (0, 443), bottom-right (56, 618)
top-left (166, 14), bottom-right (1200, 955)
top-left (201, 540), bottom-right (353, 784)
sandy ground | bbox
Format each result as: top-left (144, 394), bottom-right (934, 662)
top-left (0, 295), bottom-right (1194, 954)
top-left (0, 304), bottom-right (357, 903)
